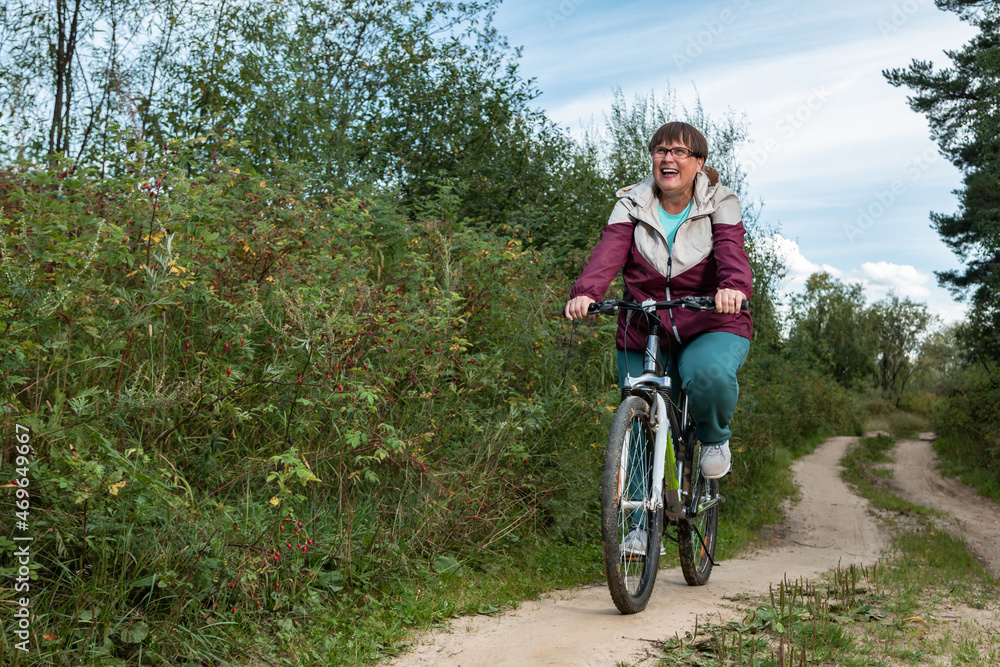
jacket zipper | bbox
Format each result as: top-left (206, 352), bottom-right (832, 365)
top-left (665, 255), bottom-right (682, 344)
top-left (638, 193), bottom-right (703, 345)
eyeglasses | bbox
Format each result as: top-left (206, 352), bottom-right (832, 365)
top-left (649, 147), bottom-right (700, 160)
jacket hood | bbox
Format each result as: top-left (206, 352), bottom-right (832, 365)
top-left (615, 171), bottom-right (724, 223)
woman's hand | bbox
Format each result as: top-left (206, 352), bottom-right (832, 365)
top-left (565, 295), bottom-right (596, 320)
top-left (715, 288), bottom-right (746, 314)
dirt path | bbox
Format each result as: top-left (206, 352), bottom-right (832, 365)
top-left (889, 433), bottom-right (1000, 575)
top-left (388, 434), bottom-right (1000, 666)
top-left (389, 436), bottom-right (884, 666)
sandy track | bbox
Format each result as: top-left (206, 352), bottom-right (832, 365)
top-left (389, 436), bottom-right (886, 666)
top-left (889, 434), bottom-right (1000, 575)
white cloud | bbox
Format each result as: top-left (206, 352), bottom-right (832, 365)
top-left (759, 237), bottom-right (967, 326)
top-left (846, 261), bottom-right (931, 300)
top-left (759, 234), bottom-right (842, 286)
top-left (763, 238), bottom-right (935, 300)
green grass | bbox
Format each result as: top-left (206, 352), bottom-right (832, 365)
top-left (933, 434), bottom-right (1000, 505)
top-left (654, 431), bottom-right (1000, 667)
top-left (865, 409), bottom-right (932, 439)
top-left (283, 537), bottom-right (606, 664)
top-left (715, 444), bottom-right (797, 560)
top-left (839, 433), bottom-right (932, 515)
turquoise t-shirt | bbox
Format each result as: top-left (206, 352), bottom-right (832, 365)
top-left (657, 199), bottom-right (693, 252)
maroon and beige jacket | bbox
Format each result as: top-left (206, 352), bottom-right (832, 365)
top-left (570, 172), bottom-right (753, 351)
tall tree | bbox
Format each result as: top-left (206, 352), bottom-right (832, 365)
top-left (871, 293), bottom-right (935, 405)
top-left (0, 0), bottom-right (161, 161)
top-left (786, 272), bottom-right (877, 388)
top-left (884, 0), bottom-right (1000, 365)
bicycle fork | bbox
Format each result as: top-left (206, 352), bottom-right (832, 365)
top-left (619, 388), bottom-right (679, 520)
top-left (651, 392), bottom-right (687, 520)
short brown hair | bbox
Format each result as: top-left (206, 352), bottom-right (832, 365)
top-left (647, 122), bottom-right (708, 159)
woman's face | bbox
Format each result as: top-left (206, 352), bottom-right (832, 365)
top-left (651, 140), bottom-right (706, 201)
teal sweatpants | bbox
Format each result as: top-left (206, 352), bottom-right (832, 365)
top-left (617, 332), bottom-right (750, 447)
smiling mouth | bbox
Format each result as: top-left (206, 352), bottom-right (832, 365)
top-left (660, 168), bottom-right (679, 177)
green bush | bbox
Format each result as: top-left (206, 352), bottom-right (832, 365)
top-left (0, 148), bottom-right (611, 663)
top-left (932, 364), bottom-right (1000, 501)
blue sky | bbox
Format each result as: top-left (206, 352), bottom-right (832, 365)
top-left (492, 0), bottom-right (978, 323)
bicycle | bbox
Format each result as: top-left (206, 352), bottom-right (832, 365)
top-left (588, 295), bottom-right (743, 614)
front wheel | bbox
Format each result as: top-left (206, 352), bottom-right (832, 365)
top-left (601, 395), bottom-right (662, 614)
top-left (678, 437), bottom-right (720, 585)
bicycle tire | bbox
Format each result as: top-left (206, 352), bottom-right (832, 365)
top-left (601, 395), bottom-right (662, 614)
top-left (677, 429), bottom-right (720, 586)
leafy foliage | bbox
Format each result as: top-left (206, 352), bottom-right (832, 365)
top-left (0, 148), bottom-right (612, 662)
top-left (786, 272), bottom-right (878, 388)
top-left (872, 294), bottom-right (935, 406)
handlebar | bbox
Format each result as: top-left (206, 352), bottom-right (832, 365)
top-left (587, 296), bottom-right (749, 315)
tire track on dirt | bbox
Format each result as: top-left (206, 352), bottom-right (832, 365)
top-left (888, 434), bottom-right (1000, 575)
top-left (388, 435), bottom-right (885, 666)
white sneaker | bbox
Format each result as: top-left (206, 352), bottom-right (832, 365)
top-left (701, 441), bottom-right (732, 479)
top-left (620, 527), bottom-right (648, 556)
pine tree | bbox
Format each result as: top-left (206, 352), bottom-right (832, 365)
top-left (884, 0), bottom-right (1000, 363)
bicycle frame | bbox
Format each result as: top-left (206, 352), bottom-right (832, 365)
top-left (589, 294), bottom-right (739, 523)
top-left (621, 299), bottom-right (687, 521)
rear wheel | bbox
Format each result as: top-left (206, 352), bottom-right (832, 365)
top-left (678, 434), bottom-right (720, 586)
top-left (601, 395), bottom-right (662, 614)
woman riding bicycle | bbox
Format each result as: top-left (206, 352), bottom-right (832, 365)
top-left (564, 121), bottom-right (752, 480)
